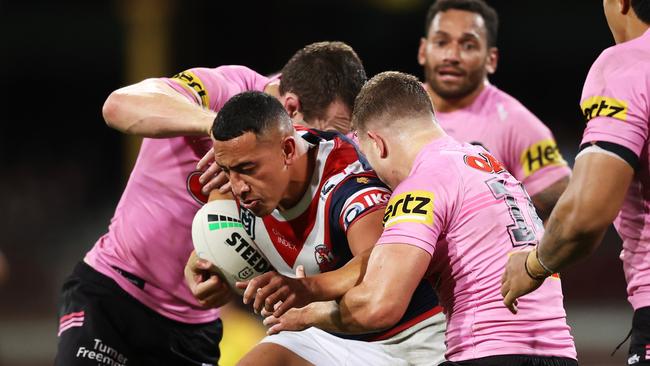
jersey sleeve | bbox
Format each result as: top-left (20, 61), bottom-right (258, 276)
top-left (579, 48), bottom-right (649, 168)
top-left (501, 106), bottom-right (571, 197)
top-left (328, 175), bottom-right (392, 235)
top-left (376, 172), bottom-right (455, 256)
top-left (162, 65), bottom-right (271, 112)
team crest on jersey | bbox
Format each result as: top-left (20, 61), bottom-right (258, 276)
top-left (383, 190), bottom-right (434, 228)
top-left (314, 244), bottom-right (336, 272)
top-left (186, 171), bottom-right (209, 204)
top-left (356, 177), bottom-right (369, 184)
top-left (239, 207), bottom-right (257, 240)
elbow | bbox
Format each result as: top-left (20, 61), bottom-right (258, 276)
top-left (102, 91), bottom-right (127, 131)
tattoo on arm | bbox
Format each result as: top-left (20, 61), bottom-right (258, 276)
top-left (531, 176), bottom-right (569, 222)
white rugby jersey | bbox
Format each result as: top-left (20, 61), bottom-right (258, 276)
top-left (239, 129), bottom-right (442, 341)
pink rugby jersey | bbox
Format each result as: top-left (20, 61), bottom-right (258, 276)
top-left (239, 129), bottom-right (442, 340)
top-left (433, 83), bottom-right (571, 197)
top-left (85, 66), bottom-right (277, 323)
top-left (377, 135), bottom-right (576, 361)
top-left (579, 29), bottom-right (650, 310)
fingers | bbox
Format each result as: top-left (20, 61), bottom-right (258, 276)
top-left (201, 170), bottom-right (230, 195)
top-left (295, 265), bottom-right (305, 278)
top-left (196, 147), bottom-right (215, 170)
top-left (193, 275), bottom-right (232, 308)
top-left (242, 272), bottom-right (275, 305)
top-left (503, 292), bottom-right (519, 315)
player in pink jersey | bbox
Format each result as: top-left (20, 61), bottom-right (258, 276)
top-left (501, 1), bottom-right (650, 364)
top-left (264, 72), bottom-right (577, 365)
top-left (418, 0), bottom-right (571, 220)
top-left (54, 41), bottom-right (367, 366)
top-left (188, 91), bottom-right (445, 366)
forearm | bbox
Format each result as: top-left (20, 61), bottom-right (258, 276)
top-left (302, 285), bottom-right (389, 335)
top-left (306, 249), bottom-right (369, 302)
top-left (102, 79), bottom-right (215, 138)
top-left (536, 184), bottom-right (610, 273)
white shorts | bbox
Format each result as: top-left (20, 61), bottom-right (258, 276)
top-left (261, 312), bottom-right (446, 366)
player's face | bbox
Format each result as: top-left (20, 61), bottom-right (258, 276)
top-left (603, 0), bottom-right (626, 44)
top-left (303, 99), bottom-right (352, 134)
top-left (418, 9), bottom-right (496, 100)
top-left (213, 131), bottom-right (291, 217)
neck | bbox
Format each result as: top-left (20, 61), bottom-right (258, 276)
top-left (621, 17), bottom-right (649, 43)
top-left (385, 120), bottom-right (447, 188)
top-left (425, 80), bottom-right (487, 113)
top-left (264, 81), bottom-right (281, 98)
top-left (278, 135), bottom-right (317, 211)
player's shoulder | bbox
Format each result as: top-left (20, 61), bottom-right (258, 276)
top-left (483, 84), bottom-right (546, 129)
top-left (586, 37), bottom-right (650, 87)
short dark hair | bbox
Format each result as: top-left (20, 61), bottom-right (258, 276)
top-left (425, 0), bottom-right (499, 48)
top-left (352, 71), bottom-right (434, 133)
top-left (632, 0), bottom-right (650, 24)
top-left (211, 91), bottom-right (291, 141)
top-left (279, 41), bottom-right (367, 121)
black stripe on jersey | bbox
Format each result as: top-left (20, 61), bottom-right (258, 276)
top-left (579, 141), bottom-right (639, 169)
top-left (300, 129), bottom-right (373, 171)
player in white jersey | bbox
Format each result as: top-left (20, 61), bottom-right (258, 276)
top-left (187, 91), bottom-right (446, 365)
top-left (55, 42), bottom-right (367, 366)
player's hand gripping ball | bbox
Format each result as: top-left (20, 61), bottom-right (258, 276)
top-left (191, 199), bottom-right (270, 295)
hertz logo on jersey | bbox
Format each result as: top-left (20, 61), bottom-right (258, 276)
top-left (383, 190), bottom-right (434, 228)
top-left (520, 139), bottom-right (567, 177)
top-left (581, 96), bottom-right (628, 122)
top-left (170, 70), bottom-right (210, 108)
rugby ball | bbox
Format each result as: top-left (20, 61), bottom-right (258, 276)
top-left (191, 199), bottom-right (271, 294)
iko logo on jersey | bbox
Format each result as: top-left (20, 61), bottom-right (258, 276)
top-left (341, 187), bottom-right (391, 230)
top-left (207, 214), bottom-right (243, 231)
top-left (581, 95), bottom-right (628, 122)
top-left (170, 70), bottom-right (210, 108)
top-left (225, 232), bottom-right (270, 272)
top-left (383, 190), bottom-right (434, 228)
top-left (520, 139), bottom-right (566, 177)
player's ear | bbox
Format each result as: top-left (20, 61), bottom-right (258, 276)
top-left (486, 47), bottom-right (498, 75)
top-left (281, 93), bottom-right (304, 123)
top-left (417, 37), bottom-right (427, 66)
top-left (281, 136), bottom-right (297, 165)
top-left (619, 0), bottom-right (630, 14)
top-left (367, 131), bottom-right (388, 159)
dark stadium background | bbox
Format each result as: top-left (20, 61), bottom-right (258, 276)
top-left (0, 0), bottom-right (629, 365)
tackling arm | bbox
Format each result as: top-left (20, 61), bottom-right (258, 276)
top-left (102, 78), bottom-right (215, 138)
top-left (267, 243), bottom-right (431, 335)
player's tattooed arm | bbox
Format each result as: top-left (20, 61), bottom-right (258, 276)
top-left (531, 176), bottom-right (569, 222)
top-left (265, 243), bottom-right (431, 335)
top-left (102, 78), bottom-right (215, 138)
top-left (502, 152), bottom-right (633, 312)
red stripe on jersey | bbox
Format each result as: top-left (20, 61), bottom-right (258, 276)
top-left (368, 305), bottom-right (444, 341)
top-left (59, 311), bottom-right (85, 324)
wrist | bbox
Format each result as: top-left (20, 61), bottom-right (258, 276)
top-left (525, 249), bottom-right (553, 280)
